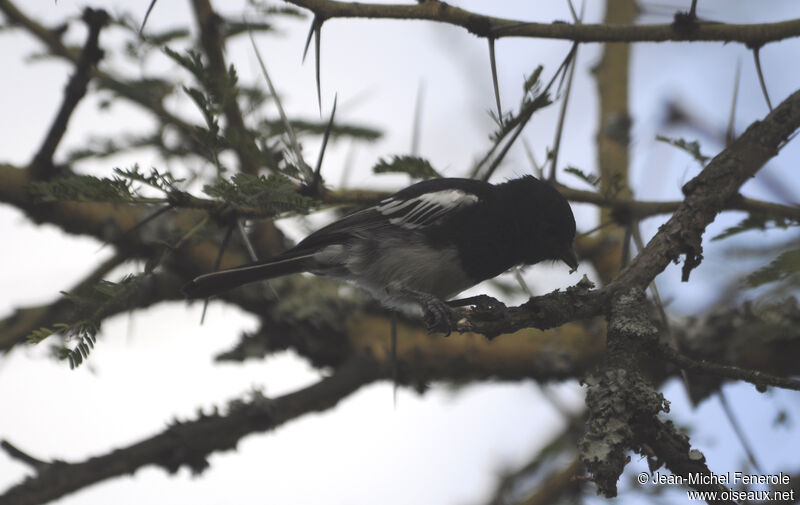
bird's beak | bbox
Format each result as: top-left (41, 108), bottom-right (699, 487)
top-left (560, 245), bottom-right (578, 272)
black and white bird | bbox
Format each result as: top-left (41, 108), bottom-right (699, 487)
top-left (184, 176), bottom-right (578, 330)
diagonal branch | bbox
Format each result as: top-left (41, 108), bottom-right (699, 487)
top-left (0, 358), bottom-right (384, 505)
top-left (609, 87), bottom-right (800, 291)
top-left (29, 8), bottom-right (109, 180)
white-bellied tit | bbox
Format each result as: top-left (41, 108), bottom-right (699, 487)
top-left (184, 176), bottom-right (578, 331)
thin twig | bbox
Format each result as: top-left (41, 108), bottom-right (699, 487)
top-left (659, 343), bottom-right (800, 392)
top-left (248, 27), bottom-right (313, 180)
top-left (549, 42), bottom-right (579, 182)
top-left (0, 440), bottom-right (51, 470)
top-left (717, 389), bottom-right (762, 473)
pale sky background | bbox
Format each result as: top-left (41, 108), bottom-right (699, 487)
top-left (1, 1), bottom-right (799, 504)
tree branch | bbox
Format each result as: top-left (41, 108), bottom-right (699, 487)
top-left (191, 0), bottom-right (259, 174)
top-left (633, 418), bottom-right (735, 505)
top-left (0, 0), bottom-right (197, 150)
top-left (608, 87), bottom-right (800, 291)
top-left (29, 8), bottom-right (109, 180)
top-left (557, 185), bottom-right (800, 223)
top-left (0, 270), bottom-right (184, 352)
top-left (0, 358), bottom-right (383, 505)
top-left (659, 343), bottom-right (800, 392)
top-left (284, 0), bottom-right (800, 45)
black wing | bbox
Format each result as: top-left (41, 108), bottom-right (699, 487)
top-left (292, 178), bottom-right (491, 252)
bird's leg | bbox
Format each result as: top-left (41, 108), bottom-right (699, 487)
top-left (386, 285), bottom-right (455, 336)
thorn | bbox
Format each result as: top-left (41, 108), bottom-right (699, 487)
top-left (725, 59), bottom-right (741, 146)
top-left (139, 0), bottom-right (158, 34)
top-left (302, 16), bottom-right (317, 63)
top-left (488, 37), bottom-right (502, 123)
top-left (200, 223), bottom-right (235, 325)
top-left (752, 47), bottom-right (773, 111)
top-left (315, 20), bottom-right (323, 115)
top-left (235, 219), bottom-right (278, 299)
top-left (566, 0), bottom-right (579, 23)
top-left (312, 93), bottom-right (337, 191)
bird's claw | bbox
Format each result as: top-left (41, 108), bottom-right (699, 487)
top-left (421, 298), bottom-right (455, 336)
top-left (447, 295), bottom-right (511, 335)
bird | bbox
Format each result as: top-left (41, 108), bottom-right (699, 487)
top-left (184, 176), bottom-right (578, 331)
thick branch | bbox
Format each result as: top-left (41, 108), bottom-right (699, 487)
top-left (0, 358), bottom-right (383, 505)
top-left (284, 0), bottom-right (800, 45)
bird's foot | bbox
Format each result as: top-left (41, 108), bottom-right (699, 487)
top-left (384, 286), bottom-right (456, 335)
top-left (448, 295), bottom-right (511, 333)
top-left (420, 296), bottom-right (456, 336)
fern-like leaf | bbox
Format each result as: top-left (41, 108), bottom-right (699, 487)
top-left (373, 155), bottom-right (441, 180)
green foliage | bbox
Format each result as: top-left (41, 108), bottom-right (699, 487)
top-left (373, 155), bottom-right (441, 180)
top-left (257, 118), bottom-right (382, 141)
top-left (655, 135), bottom-right (711, 165)
top-left (29, 165), bottom-right (182, 203)
top-left (114, 165), bottom-right (182, 193)
top-left (65, 132), bottom-right (196, 163)
top-left (165, 47), bottom-right (239, 111)
top-left (565, 166), bottom-right (600, 187)
top-left (100, 77), bottom-right (174, 107)
top-left (247, 0), bottom-right (305, 18)
top-left (564, 166), bottom-right (626, 200)
top-left (489, 65), bottom-right (552, 140)
top-left (712, 212), bottom-right (796, 241)
top-left (745, 248), bottom-right (800, 288)
top-left (29, 174), bottom-right (133, 203)
top-left (203, 173), bottom-right (314, 216)
top-left (164, 47), bottom-right (244, 171)
top-left (26, 275), bottom-right (148, 369)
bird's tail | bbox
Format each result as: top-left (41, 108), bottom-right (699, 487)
top-left (183, 253), bottom-right (315, 298)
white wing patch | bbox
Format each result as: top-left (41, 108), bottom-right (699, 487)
top-left (377, 189), bottom-right (479, 229)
